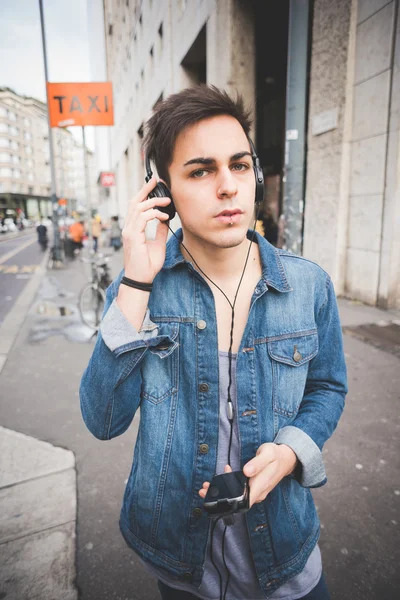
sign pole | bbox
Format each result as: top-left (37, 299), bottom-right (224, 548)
top-left (38, 0), bottom-right (62, 263)
top-left (82, 126), bottom-right (93, 251)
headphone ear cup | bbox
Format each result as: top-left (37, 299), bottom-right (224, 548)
top-left (254, 166), bottom-right (264, 206)
top-left (148, 182), bottom-right (176, 220)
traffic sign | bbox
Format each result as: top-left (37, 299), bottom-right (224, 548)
top-left (47, 82), bottom-right (114, 127)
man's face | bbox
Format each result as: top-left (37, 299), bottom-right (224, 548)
top-left (169, 115), bottom-right (256, 249)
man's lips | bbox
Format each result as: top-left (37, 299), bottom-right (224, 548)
top-left (215, 209), bottom-right (244, 224)
top-left (215, 209), bottom-right (243, 218)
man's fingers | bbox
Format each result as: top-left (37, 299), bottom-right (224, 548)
top-left (137, 196), bottom-right (171, 214)
top-left (224, 464), bottom-right (233, 473)
top-left (138, 208), bottom-right (170, 226)
top-left (198, 481), bottom-right (210, 498)
top-left (125, 177), bottom-right (157, 223)
top-left (243, 443), bottom-right (275, 477)
top-left (248, 463), bottom-right (277, 506)
top-left (154, 219), bottom-right (169, 244)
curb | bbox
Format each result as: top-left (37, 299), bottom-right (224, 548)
top-left (0, 249), bottom-right (50, 375)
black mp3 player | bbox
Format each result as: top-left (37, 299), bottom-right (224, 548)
top-left (203, 471), bottom-right (250, 517)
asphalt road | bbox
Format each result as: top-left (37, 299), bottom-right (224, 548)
top-left (0, 230), bottom-right (44, 325)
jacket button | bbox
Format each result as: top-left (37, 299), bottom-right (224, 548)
top-left (196, 320), bottom-right (207, 330)
top-left (182, 572), bottom-right (192, 582)
top-left (192, 507), bottom-right (202, 517)
top-left (293, 350), bottom-right (302, 362)
top-left (199, 383), bottom-right (209, 392)
top-left (199, 444), bottom-right (209, 454)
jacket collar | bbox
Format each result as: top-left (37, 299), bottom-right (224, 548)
top-left (163, 228), bottom-right (292, 293)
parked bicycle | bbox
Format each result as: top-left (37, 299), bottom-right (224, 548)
top-left (78, 253), bottom-right (112, 330)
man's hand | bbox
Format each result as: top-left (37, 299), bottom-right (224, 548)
top-left (198, 444), bottom-right (298, 508)
top-left (121, 176), bottom-right (171, 283)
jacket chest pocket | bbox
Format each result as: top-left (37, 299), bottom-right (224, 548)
top-left (268, 331), bottom-right (318, 416)
top-left (141, 322), bottom-right (179, 404)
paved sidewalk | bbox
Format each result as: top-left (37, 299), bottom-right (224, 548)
top-left (0, 427), bottom-right (76, 600)
top-left (0, 247), bottom-right (399, 599)
top-left (0, 244), bottom-right (123, 600)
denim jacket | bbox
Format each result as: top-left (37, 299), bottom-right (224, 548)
top-left (80, 229), bottom-right (347, 597)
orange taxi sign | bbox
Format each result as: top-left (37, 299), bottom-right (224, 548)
top-left (47, 82), bottom-right (114, 127)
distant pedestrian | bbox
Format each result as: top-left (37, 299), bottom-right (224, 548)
top-left (36, 219), bottom-right (48, 251)
top-left (110, 216), bottom-right (122, 251)
top-left (69, 220), bottom-right (85, 255)
top-left (91, 215), bottom-right (102, 253)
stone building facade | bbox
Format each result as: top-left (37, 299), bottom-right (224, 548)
top-left (0, 88), bottom-right (98, 220)
top-left (95, 0), bottom-right (400, 309)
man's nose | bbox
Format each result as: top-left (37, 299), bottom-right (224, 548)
top-left (216, 167), bottom-right (237, 199)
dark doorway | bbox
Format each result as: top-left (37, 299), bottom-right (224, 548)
top-left (253, 0), bottom-right (290, 246)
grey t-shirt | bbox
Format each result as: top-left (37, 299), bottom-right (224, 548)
top-left (141, 351), bottom-right (322, 599)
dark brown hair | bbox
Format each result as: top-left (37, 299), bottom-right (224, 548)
top-left (143, 84), bottom-right (253, 187)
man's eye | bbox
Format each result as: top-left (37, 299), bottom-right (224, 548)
top-left (190, 169), bottom-right (208, 178)
top-left (232, 163), bottom-right (249, 171)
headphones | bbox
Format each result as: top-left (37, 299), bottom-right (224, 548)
top-left (144, 136), bottom-right (264, 220)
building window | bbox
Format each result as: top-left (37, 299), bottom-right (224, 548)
top-left (0, 138), bottom-right (9, 148)
top-left (27, 159), bottom-right (33, 168)
top-left (28, 172), bottom-right (34, 181)
top-left (9, 125), bottom-right (19, 136)
top-left (24, 117), bottom-right (31, 127)
top-left (0, 167), bottom-right (12, 177)
top-left (10, 140), bottom-right (18, 150)
top-left (28, 186), bottom-right (34, 194)
top-left (11, 182), bottom-right (19, 192)
top-left (11, 154), bottom-right (19, 164)
top-left (0, 123), bottom-right (8, 133)
top-left (25, 145), bottom-right (32, 154)
top-left (0, 106), bottom-right (7, 118)
top-left (13, 169), bottom-right (21, 179)
top-left (24, 131), bottom-right (32, 141)
top-left (8, 111), bottom-right (17, 122)
top-left (0, 152), bottom-right (10, 163)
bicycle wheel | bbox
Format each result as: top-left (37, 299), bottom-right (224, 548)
top-left (79, 283), bottom-right (106, 329)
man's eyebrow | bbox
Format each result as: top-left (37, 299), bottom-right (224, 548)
top-left (183, 151), bottom-right (252, 167)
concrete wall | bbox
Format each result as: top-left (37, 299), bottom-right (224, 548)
top-left (304, 0), bottom-right (400, 309)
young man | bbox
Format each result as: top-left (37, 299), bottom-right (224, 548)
top-left (80, 85), bottom-right (347, 600)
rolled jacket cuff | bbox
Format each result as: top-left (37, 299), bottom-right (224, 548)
top-left (100, 299), bottom-right (158, 352)
top-left (274, 426), bottom-right (327, 488)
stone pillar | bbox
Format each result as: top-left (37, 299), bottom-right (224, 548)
top-left (377, 2), bottom-right (400, 309)
top-left (346, 0), bottom-right (399, 308)
top-left (303, 0), bottom-right (356, 294)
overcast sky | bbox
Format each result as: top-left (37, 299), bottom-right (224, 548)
top-left (0, 0), bottom-right (95, 148)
